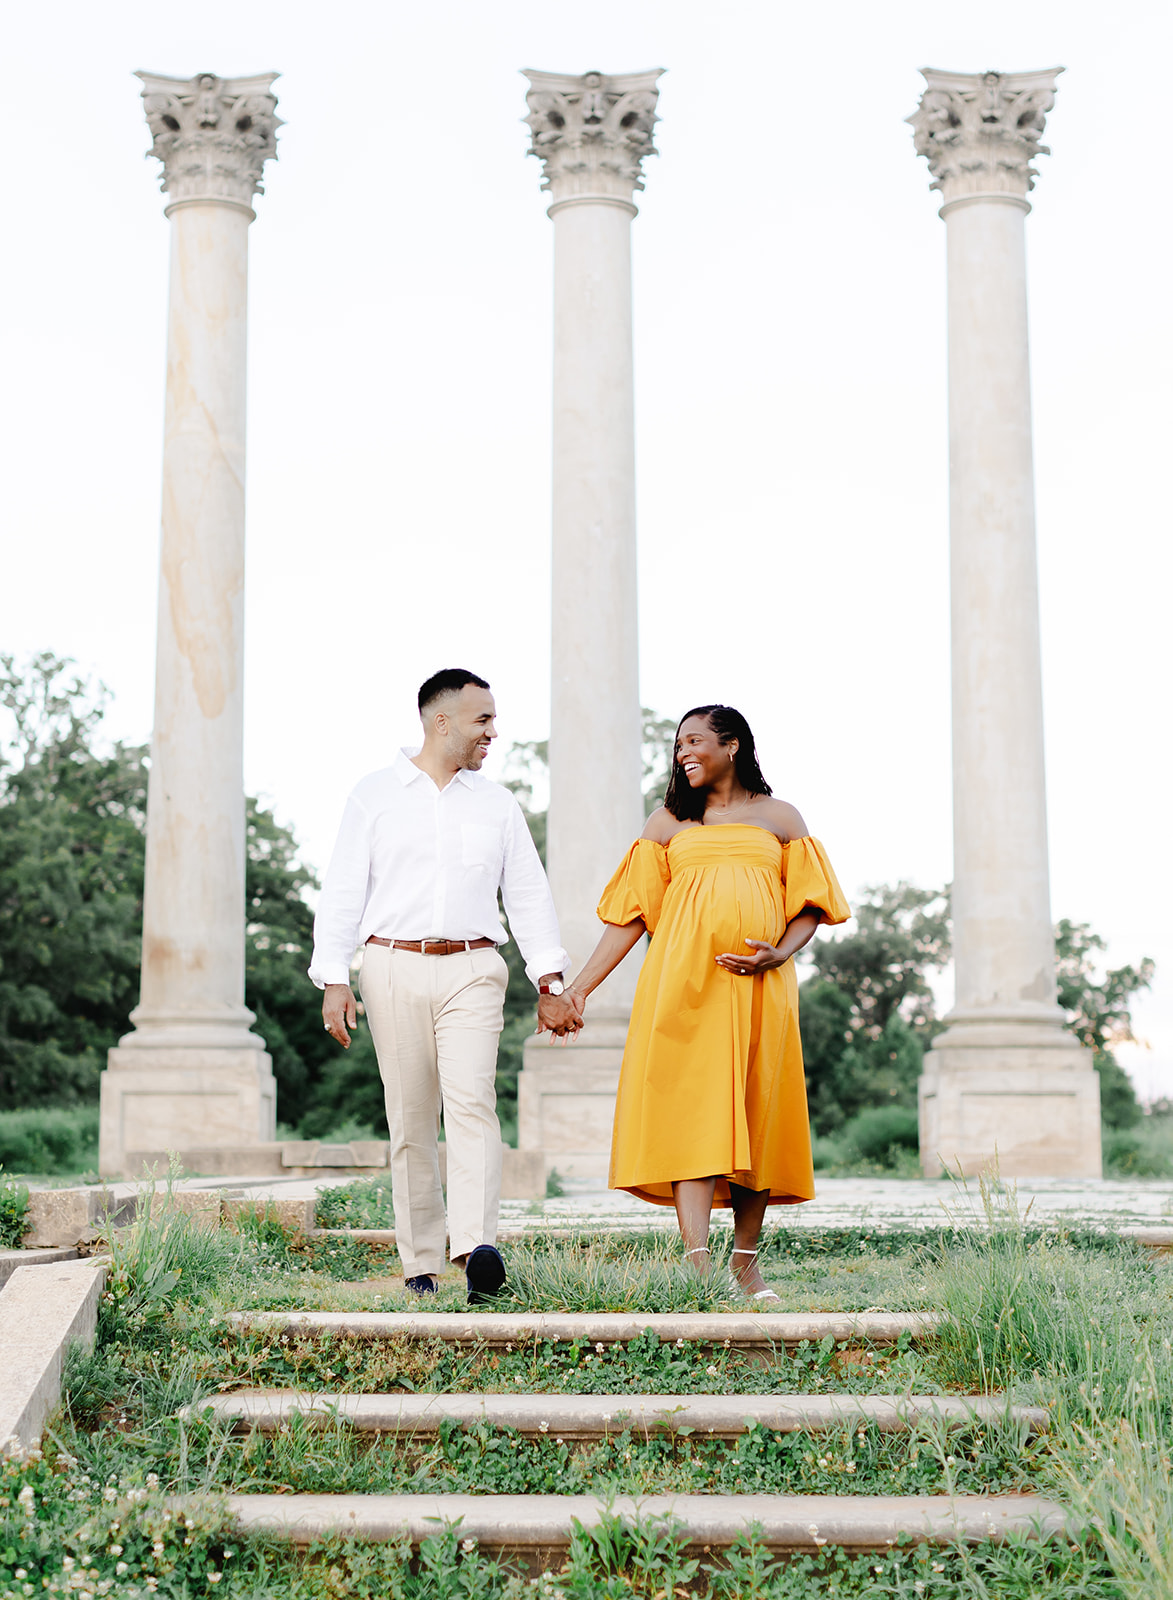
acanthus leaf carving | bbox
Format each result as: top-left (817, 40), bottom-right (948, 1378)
top-left (137, 70), bottom-right (281, 211)
top-left (523, 68), bottom-right (664, 206)
top-left (908, 67), bottom-right (1062, 206)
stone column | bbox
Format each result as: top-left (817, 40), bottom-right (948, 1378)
top-left (516, 69), bottom-right (663, 1182)
top-left (909, 68), bottom-right (1102, 1178)
top-left (99, 73), bottom-right (281, 1176)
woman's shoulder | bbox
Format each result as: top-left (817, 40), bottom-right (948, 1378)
top-left (748, 796), bottom-right (808, 842)
top-left (642, 806), bottom-right (686, 845)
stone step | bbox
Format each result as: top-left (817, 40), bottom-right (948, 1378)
top-left (193, 1389), bottom-right (1048, 1437)
top-left (0, 1247), bottom-right (78, 1288)
top-left (210, 1491), bottom-right (1074, 1551)
top-left (230, 1309), bottom-right (937, 1352)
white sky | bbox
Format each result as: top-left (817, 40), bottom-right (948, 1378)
top-left (2, 1), bottom-right (1170, 1097)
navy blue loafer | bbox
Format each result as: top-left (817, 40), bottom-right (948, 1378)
top-left (405, 1274), bottom-right (438, 1296)
top-left (465, 1244), bottom-right (507, 1305)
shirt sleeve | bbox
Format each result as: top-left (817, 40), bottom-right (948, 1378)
top-left (308, 791), bottom-right (374, 988)
top-left (499, 799), bottom-right (570, 987)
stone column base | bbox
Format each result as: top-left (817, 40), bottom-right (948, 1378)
top-left (99, 1045), bottom-right (276, 1178)
top-left (517, 1026), bottom-right (624, 1184)
top-left (918, 1035), bottom-right (1102, 1179)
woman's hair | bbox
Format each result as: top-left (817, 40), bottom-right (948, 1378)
top-left (662, 704), bottom-right (773, 821)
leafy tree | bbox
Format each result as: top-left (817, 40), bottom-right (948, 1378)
top-left (0, 654), bottom-right (146, 1109)
top-left (1055, 919), bottom-right (1152, 1129)
top-left (799, 884), bottom-right (951, 1134)
top-left (0, 654), bottom-right (348, 1129)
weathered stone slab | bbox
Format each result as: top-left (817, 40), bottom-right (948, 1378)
top-left (194, 1389), bottom-right (1048, 1438)
top-left (23, 1188), bottom-right (134, 1249)
top-left (222, 1196), bottom-right (316, 1235)
top-left (230, 1310), bottom-right (938, 1351)
top-left (124, 1146), bottom-right (288, 1178)
top-left (147, 1190), bottom-right (222, 1230)
top-left (0, 1258), bottom-right (107, 1458)
top-left (0, 1248), bottom-right (78, 1288)
top-left (216, 1491), bottom-right (1075, 1549)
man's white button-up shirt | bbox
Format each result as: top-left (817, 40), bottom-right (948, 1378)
top-left (308, 749), bottom-right (569, 989)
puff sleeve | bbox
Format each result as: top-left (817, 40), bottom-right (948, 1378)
top-left (597, 839), bottom-right (672, 933)
top-left (781, 836), bottom-right (851, 927)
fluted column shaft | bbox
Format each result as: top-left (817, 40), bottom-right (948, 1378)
top-left (944, 194), bottom-right (1059, 1028)
top-left (548, 195), bottom-right (643, 1009)
top-left (136, 199), bottom-right (253, 1037)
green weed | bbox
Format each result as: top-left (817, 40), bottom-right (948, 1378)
top-left (0, 1169), bottom-right (28, 1247)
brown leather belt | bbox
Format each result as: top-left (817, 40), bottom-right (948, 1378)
top-left (366, 936), bottom-right (497, 956)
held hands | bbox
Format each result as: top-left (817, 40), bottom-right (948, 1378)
top-left (323, 983), bottom-right (357, 1047)
top-left (715, 939), bottom-right (786, 977)
top-left (536, 990), bottom-right (585, 1043)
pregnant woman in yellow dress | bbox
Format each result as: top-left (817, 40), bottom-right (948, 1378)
top-left (567, 705), bottom-right (849, 1300)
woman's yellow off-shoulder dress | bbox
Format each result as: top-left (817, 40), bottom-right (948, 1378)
top-left (598, 824), bottom-right (850, 1209)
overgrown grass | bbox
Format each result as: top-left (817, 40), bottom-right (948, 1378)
top-left (315, 1178), bottom-right (394, 1229)
top-left (0, 1105), bottom-right (99, 1176)
top-left (6, 1177), bottom-right (1170, 1596)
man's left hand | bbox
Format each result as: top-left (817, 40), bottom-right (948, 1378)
top-left (537, 992), bottom-right (584, 1040)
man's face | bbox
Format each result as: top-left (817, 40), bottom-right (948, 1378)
top-left (438, 685), bottom-right (497, 770)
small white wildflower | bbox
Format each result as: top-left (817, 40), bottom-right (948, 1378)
top-left (14, 1570), bottom-right (26, 1581)
top-left (676, 1338), bottom-right (685, 1348)
top-left (115, 1564), bottom-right (129, 1577)
top-left (596, 1343), bottom-right (605, 1354)
top-left (461, 1538), bottom-right (476, 1554)
top-left (208, 1573), bottom-right (222, 1585)
top-left (845, 1462), bottom-right (856, 1474)
top-left (945, 1455), bottom-right (955, 1467)
top-left (705, 1365), bottom-right (718, 1377)
top-left (556, 1437), bottom-right (564, 1445)
top-left (539, 1421), bottom-right (549, 1433)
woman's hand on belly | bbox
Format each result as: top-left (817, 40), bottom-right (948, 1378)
top-left (717, 909), bottom-right (824, 977)
top-left (715, 938), bottom-right (784, 977)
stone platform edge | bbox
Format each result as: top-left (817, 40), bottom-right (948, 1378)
top-left (0, 1256), bottom-right (107, 1458)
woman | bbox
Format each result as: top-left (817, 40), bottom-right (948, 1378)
top-left (568, 705), bottom-right (849, 1300)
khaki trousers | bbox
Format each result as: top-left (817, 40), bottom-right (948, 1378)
top-left (360, 943), bottom-right (507, 1278)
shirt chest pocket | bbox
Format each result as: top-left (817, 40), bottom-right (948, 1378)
top-left (461, 823), bottom-right (503, 878)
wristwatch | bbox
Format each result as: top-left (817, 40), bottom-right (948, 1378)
top-left (539, 978), bottom-right (565, 996)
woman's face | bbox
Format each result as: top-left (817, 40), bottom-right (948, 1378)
top-left (675, 716), bottom-right (738, 788)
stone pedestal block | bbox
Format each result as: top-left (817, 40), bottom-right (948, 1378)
top-left (517, 1029), bottom-right (623, 1182)
top-left (100, 1047), bottom-right (276, 1177)
top-left (919, 1039), bottom-right (1102, 1179)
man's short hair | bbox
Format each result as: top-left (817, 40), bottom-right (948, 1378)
top-left (417, 668), bottom-right (490, 717)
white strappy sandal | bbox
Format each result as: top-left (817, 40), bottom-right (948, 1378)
top-left (684, 1245), bottom-right (711, 1272)
top-left (730, 1247), bottom-right (780, 1304)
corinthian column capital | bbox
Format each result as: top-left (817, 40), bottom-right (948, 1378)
top-left (523, 68), bottom-right (664, 213)
top-left (908, 67), bottom-right (1062, 213)
top-left (137, 70), bottom-right (281, 216)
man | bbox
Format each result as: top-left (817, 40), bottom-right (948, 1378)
top-left (309, 668), bottom-right (580, 1303)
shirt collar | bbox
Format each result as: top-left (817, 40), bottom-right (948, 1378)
top-left (395, 747), bottom-right (479, 790)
